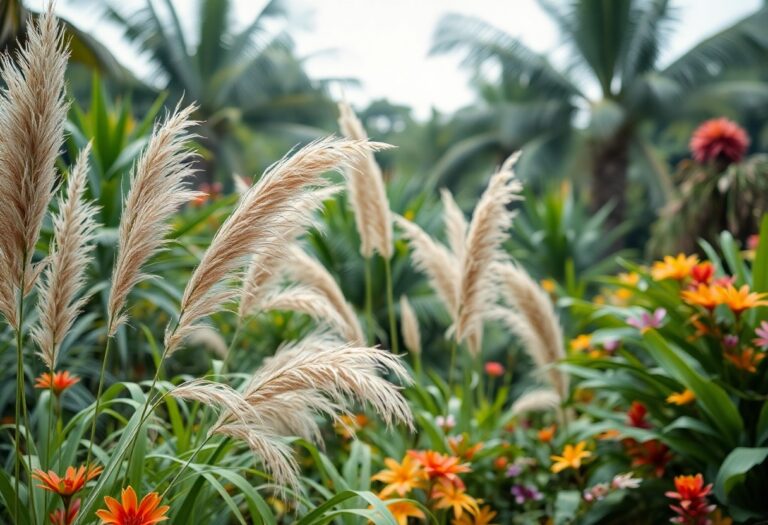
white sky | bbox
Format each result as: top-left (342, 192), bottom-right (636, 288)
top-left (47, 0), bottom-right (762, 119)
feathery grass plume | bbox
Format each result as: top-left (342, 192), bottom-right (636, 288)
top-left (257, 286), bottom-right (353, 340)
top-left (494, 262), bottom-right (568, 398)
top-left (107, 105), bottom-right (200, 336)
top-left (394, 214), bottom-right (460, 319)
top-left (440, 189), bottom-right (467, 262)
top-left (32, 145), bottom-right (100, 368)
top-left (233, 173), bottom-right (251, 194)
top-left (168, 138), bottom-right (384, 354)
top-left (455, 154), bottom-right (522, 354)
top-left (337, 102), bottom-right (393, 258)
top-left (0, 8), bottom-right (68, 326)
top-left (237, 186), bottom-right (342, 322)
top-left (285, 245), bottom-right (364, 343)
top-left (511, 388), bottom-right (561, 416)
top-left (184, 325), bottom-right (228, 359)
top-left (399, 295), bottom-right (421, 355)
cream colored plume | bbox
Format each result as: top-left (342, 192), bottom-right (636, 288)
top-left (510, 388), bottom-right (561, 416)
top-left (184, 325), bottom-right (229, 359)
top-left (394, 215), bottom-right (460, 319)
top-left (440, 189), bottom-right (467, 262)
top-left (167, 138), bottom-right (384, 354)
top-left (337, 102), bottom-right (393, 259)
top-left (171, 338), bottom-right (413, 491)
top-left (285, 245), bottom-right (364, 343)
top-left (107, 105), bottom-right (200, 336)
top-left (32, 145), bottom-right (99, 368)
top-left (0, 8), bottom-right (68, 327)
top-left (494, 262), bottom-right (568, 398)
top-left (399, 295), bottom-right (421, 355)
top-left (455, 155), bottom-right (522, 354)
top-left (257, 286), bottom-right (353, 340)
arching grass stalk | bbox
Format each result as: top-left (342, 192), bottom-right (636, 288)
top-left (85, 335), bottom-right (112, 470)
top-left (363, 258), bottom-right (375, 345)
top-left (160, 433), bottom-right (214, 500)
top-left (383, 256), bottom-right (398, 354)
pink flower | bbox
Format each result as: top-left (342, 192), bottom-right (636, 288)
top-left (754, 321), bottom-right (768, 349)
top-left (484, 362), bottom-right (505, 377)
top-left (627, 308), bottom-right (666, 333)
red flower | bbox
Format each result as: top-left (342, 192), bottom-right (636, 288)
top-left (50, 498), bottom-right (80, 525)
top-left (691, 262), bottom-right (714, 284)
top-left (484, 362), bottom-right (505, 377)
top-left (627, 401), bottom-right (651, 429)
top-left (625, 439), bottom-right (672, 477)
top-left (690, 118), bottom-right (749, 165)
top-left (35, 371), bottom-right (80, 396)
top-left (666, 474), bottom-right (716, 524)
top-left (96, 486), bottom-right (169, 525)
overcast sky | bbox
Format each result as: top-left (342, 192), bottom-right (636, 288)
top-left (47, 0), bottom-right (761, 119)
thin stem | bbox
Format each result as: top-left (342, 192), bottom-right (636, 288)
top-left (219, 324), bottom-right (243, 376)
top-left (363, 258), bottom-right (374, 345)
top-left (383, 257), bottom-right (398, 354)
top-left (160, 433), bottom-right (214, 500)
top-left (85, 335), bottom-right (112, 470)
top-left (448, 339), bottom-right (457, 390)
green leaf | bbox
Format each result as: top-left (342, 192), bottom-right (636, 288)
top-left (752, 214), bottom-right (768, 293)
top-left (714, 447), bottom-right (768, 502)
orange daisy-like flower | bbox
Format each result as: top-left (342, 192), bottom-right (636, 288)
top-left (681, 284), bottom-right (720, 311)
top-left (447, 435), bottom-right (483, 460)
top-left (34, 371), bottom-right (80, 396)
top-left (407, 450), bottom-right (471, 482)
top-left (651, 254), bottom-right (699, 281)
top-left (570, 334), bottom-right (592, 353)
top-left (372, 455), bottom-right (427, 498)
top-left (431, 479), bottom-right (479, 519)
top-left (666, 389), bottom-right (696, 406)
top-left (550, 442), bottom-right (591, 473)
top-left (690, 118), bottom-right (749, 165)
top-left (537, 425), bottom-right (556, 443)
top-left (454, 505), bottom-right (499, 525)
top-left (381, 499), bottom-right (425, 525)
top-left (96, 487), bottom-right (169, 525)
top-left (725, 348), bottom-right (765, 373)
top-left (33, 465), bottom-right (102, 497)
top-left (713, 284), bottom-right (768, 315)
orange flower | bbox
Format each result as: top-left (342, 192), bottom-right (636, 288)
top-left (537, 425), bottom-right (556, 443)
top-left (334, 413), bottom-right (370, 439)
top-left (570, 334), bottom-right (592, 353)
top-left (34, 371), bottom-right (80, 396)
top-left (34, 465), bottom-right (102, 497)
top-left (96, 487), bottom-right (169, 525)
top-left (597, 429), bottom-right (621, 441)
top-left (666, 389), bottom-right (696, 406)
top-left (381, 499), bottom-right (425, 525)
top-left (651, 254), bottom-right (698, 281)
top-left (540, 279), bottom-right (556, 293)
top-left (50, 498), bottom-right (80, 525)
top-left (691, 262), bottom-right (714, 284)
top-left (550, 442), bottom-right (591, 473)
top-left (453, 505), bottom-right (498, 525)
top-left (713, 284), bottom-right (768, 314)
top-left (431, 479), bottom-right (479, 518)
top-left (483, 362), bottom-right (505, 377)
top-left (372, 455), bottom-right (427, 498)
top-left (666, 473), bottom-right (715, 523)
top-left (407, 450), bottom-right (470, 482)
top-left (725, 348), bottom-right (765, 373)
top-left (447, 435), bottom-right (483, 460)
top-left (681, 284), bottom-right (720, 311)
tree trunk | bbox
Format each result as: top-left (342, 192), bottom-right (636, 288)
top-left (591, 127), bottom-right (631, 247)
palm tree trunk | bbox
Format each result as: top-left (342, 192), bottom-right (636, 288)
top-left (591, 127), bottom-right (631, 245)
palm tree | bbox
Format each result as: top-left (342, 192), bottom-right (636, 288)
top-left (103, 0), bottom-right (337, 181)
top-left (432, 0), bottom-right (768, 228)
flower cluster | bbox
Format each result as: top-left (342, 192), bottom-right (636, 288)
top-left (666, 474), bottom-right (716, 525)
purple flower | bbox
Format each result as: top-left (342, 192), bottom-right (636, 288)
top-left (627, 308), bottom-right (666, 333)
top-left (505, 464), bottom-right (523, 478)
top-left (511, 484), bottom-right (543, 505)
top-left (603, 339), bottom-right (620, 353)
top-left (754, 321), bottom-right (768, 349)
top-left (723, 334), bottom-right (739, 349)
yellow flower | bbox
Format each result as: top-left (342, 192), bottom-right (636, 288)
top-left (453, 505), bottom-right (498, 525)
top-left (570, 334), bottom-right (592, 353)
top-left (618, 272), bottom-right (640, 286)
top-left (540, 279), bottom-right (556, 293)
top-left (710, 509), bottom-right (733, 525)
top-left (432, 479), bottom-right (480, 519)
top-left (403, 209), bottom-right (416, 221)
top-left (666, 389), bottom-right (696, 406)
top-left (713, 284), bottom-right (768, 315)
top-left (725, 348), bottom-right (765, 373)
top-left (550, 442), bottom-right (591, 473)
top-left (651, 253), bottom-right (699, 281)
top-left (381, 499), bottom-right (425, 525)
top-left (372, 455), bottom-right (427, 498)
